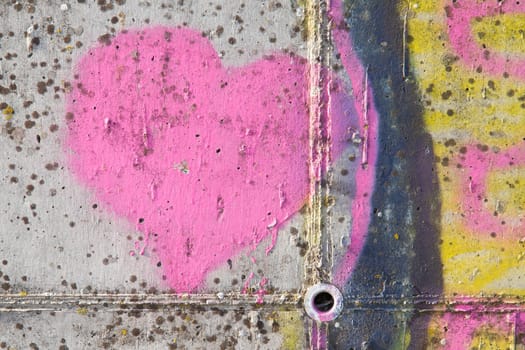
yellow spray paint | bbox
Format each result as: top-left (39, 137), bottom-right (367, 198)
top-left (400, 0), bottom-right (525, 297)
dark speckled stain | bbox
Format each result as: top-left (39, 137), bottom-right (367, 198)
top-left (329, 1), bottom-right (442, 349)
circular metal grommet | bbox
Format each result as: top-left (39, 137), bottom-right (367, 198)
top-left (304, 283), bottom-right (344, 322)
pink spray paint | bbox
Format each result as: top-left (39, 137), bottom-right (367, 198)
top-left (65, 27), bottom-right (356, 292)
top-left (311, 322), bottom-right (328, 350)
top-left (457, 142), bottom-right (525, 238)
top-left (330, 0), bottom-right (379, 286)
top-left (255, 277), bottom-right (268, 304)
top-left (441, 307), bottom-right (514, 349)
top-left (447, 0), bottom-right (525, 80)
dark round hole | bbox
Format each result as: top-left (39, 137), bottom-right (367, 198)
top-left (313, 291), bottom-right (335, 313)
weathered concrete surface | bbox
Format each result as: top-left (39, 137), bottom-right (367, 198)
top-left (0, 307), bottom-right (305, 349)
top-left (0, 0), bottom-right (317, 348)
top-left (2, 0), bottom-right (525, 348)
top-left (0, 0), bottom-right (310, 295)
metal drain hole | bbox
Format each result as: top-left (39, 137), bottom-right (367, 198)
top-left (304, 283), bottom-right (343, 322)
top-left (313, 291), bottom-right (335, 312)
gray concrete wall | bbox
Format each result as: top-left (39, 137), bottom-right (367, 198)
top-left (3, 0), bottom-right (525, 349)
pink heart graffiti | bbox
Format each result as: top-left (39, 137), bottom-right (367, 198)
top-left (65, 27), bottom-right (360, 291)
